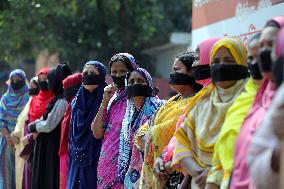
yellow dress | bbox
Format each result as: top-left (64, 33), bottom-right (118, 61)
top-left (139, 92), bottom-right (208, 189)
top-left (207, 78), bottom-right (260, 189)
top-left (137, 95), bottom-right (188, 188)
top-left (11, 99), bottom-right (31, 189)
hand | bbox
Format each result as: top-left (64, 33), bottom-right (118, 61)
top-left (153, 156), bottom-right (168, 181)
top-left (22, 136), bottom-right (29, 146)
top-left (6, 136), bottom-right (14, 147)
top-left (32, 133), bottom-right (38, 139)
top-left (205, 183), bottom-right (220, 189)
top-left (21, 154), bottom-right (30, 161)
top-left (12, 136), bottom-right (20, 145)
top-left (165, 160), bottom-right (173, 173)
top-left (178, 174), bottom-right (191, 189)
top-left (195, 169), bottom-right (209, 189)
top-left (102, 84), bottom-right (117, 106)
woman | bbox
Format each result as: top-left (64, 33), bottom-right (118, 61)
top-left (59, 73), bottom-right (82, 189)
top-left (229, 16), bottom-right (284, 189)
top-left (247, 26), bottom-right (284, 189)
top-left (92, 53), bottom-right (138, 189)
top-left (0, 69), bottom-right (29, 189)
top-left (139, 51), bottom-right (204, 189)
top-left (10, 77), bottom-right (39, 189)
top-left (153, 38), bottom-right (220, 189)
top-left (172, 38), bottom-right (249, 189)
top-left (67, 61), bottom-right (106, 189)
top-left (20, 67), bottom-right (54, 189)
top-left (118, 68), bottom-right (164, 189)
top-left (29, 64), bottom-right (72, 189)
top-left (205, 34), bottom-right (262, 189)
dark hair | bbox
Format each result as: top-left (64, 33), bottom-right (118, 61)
top-left (175, 51), bottom-right (196, 70)
top-left (109, 54), bottom-right (136, 72)
top-left (265, 20), bottom-right (281, 28)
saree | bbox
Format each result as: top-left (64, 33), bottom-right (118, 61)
top-left (207, 78), bottom-right (260, 189)
top-left (172, 38), bottom-right (248, 189)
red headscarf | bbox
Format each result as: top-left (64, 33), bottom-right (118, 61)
top-left (58, 73), bottom-right (82, 155)
top-left (28, 67), bottom-right (54, 122)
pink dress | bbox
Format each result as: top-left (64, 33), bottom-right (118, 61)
top-left (230, 80), bottom-right (275, 189)
top-left (97, 92), bottom-right (127, 189)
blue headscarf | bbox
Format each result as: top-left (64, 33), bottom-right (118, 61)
top-left (68, 61), bottom-right (106, 188)
top-left (0, 69), bottom-right (29, 132)
top-left (118, 68), bottom-right (164, 182)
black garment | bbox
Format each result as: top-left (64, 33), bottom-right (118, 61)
top-left (31, 96), bottom-right (63, 189)
top-left (164, 172), bottom-right (184, 189)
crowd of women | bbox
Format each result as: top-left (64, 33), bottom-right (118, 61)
top-left (0, 15), bottom-right (283, 189)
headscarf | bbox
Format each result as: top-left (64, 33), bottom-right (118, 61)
top-left (58, 73), bottom-right (82, 156)
top-left (118, 68), bottom-right (164, 182)
top-left (109, 53), bottom-right (138, 71)
top-left (273, 27), bottom-right (284, 88)
top-left (69, 61), bottom-right (106, 167)
top-left (0, 69), bottom-right (29, 132)
top-left (275, 27), bottom-right (284, 59)
top-left (28, 67), bottom-right (54, 122)
top-left (196, 37), bottom-right (221, 86)
top-left (47, 64), bottom-right (72, 96)
top-left (172, 38), bottom-right (248, 175)
top-left (210, 38), bottom-right (247, 66)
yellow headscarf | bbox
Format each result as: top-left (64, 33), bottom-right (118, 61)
top-left (210, 38), bottom-right (247, 66)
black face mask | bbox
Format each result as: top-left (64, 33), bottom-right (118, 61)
top-left (38, 81), bottom-right (49, 91)
top-left (248, 63), bottom-right (263, 80)
top-left (211, 64), bottom-right (249, 82)
top-left (169, 72), bottom-right (196, 85)
top-left (64, 84), bottom-right (81, 101)
top-left (11, 79), bottom-right (26, 91)
top-left (126, 84), bottom-right (153, 99)
top-left (83, 73), bottom-right (104, 85)
top-left (272, 55), bottom-right (284, 89)
top-left (111, 75), bottom-right (126, 88)
top-left (29, 88), bottom-right (39, 96)
top-left (191, 65), bottom-right (211, 80)
top-left (258, 49), bottom-right (272, 72)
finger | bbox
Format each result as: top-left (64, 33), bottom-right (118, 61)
top-left (195, 175), bottom-right (203, 185)
top-left (159, 162), bottom-right (165, 171)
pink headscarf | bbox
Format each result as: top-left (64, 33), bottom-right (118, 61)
top-left (275, 27), bottom-right (284, 59)
top-left (195, 37), bottom-right (221, 86)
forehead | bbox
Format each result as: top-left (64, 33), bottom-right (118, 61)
top-left (173, 59), bottom-right (185, 67)
top-left (213, 47), bottom-right (233, 58)
top-left (83, 65), bottom-right (99, 73)
top-left (111, 61), bottom-right (128, 70)
top-left (129, 71), bottom-right (144, 80)
top-left (11, 75), bottom-right (22, 80)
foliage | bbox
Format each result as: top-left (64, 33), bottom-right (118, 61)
top-left (0, 0), bottom-right (192, 70)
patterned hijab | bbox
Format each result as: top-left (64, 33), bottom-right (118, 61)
top-left (0, 69), bottom-right (29, 131)
top-left (118, 68), bottom-right (164, 182)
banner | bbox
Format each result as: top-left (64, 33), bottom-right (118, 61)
top-left (191, 0), bottom-right (284, 48)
